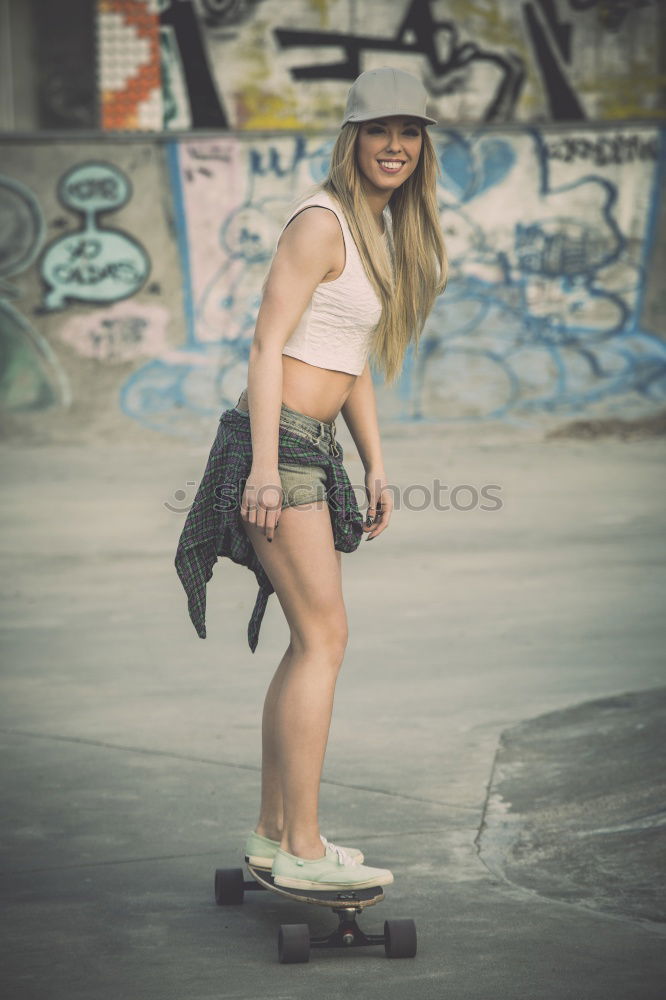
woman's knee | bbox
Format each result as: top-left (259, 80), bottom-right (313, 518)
top-left (291, 608), bottom-right (348, 664)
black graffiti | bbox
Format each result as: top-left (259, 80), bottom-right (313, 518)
top-left (64, 178), bottom-right (121, 202)
top-left (274, 0), bottom-right (525, 122)
top-left (54, 261), bottom-right (141, 286)
top-left (188, 144), bottom-right (233, 162)
top-left (523, 0), bottom-right (655, 120)
top-left (54, 240), bottom-right (142, 287)
top-left (544, 133), bottom-right (660, 164)
top-left (567, 0), bottom-right (653, 32)
top-left (201, 0), bottom-right (264, 28)
top-left (523, 1), bottom-right (585, 119)
top-left (515, 220), bottom-right (613, 277)
top-left (88, 317), bottom-right (148, 358)
top-left (160, 0), bottom-right (227, 128)
top-left (535, 0), bottom-right (573, 62)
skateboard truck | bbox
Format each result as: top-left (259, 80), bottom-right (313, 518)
top-left (215, 864), bottom-right (417, 964)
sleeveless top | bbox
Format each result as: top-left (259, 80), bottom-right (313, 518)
top-left (275, 189), bottom-right (389, 376)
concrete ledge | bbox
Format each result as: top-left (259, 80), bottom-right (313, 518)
top-left (477, 688), bottom-right (666, 925)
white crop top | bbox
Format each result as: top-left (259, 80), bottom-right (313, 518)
top-left (275, 189), bottom-right (388, 376)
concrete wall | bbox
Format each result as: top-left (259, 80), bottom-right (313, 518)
top-left (1, 123), bottom-right (663, 441)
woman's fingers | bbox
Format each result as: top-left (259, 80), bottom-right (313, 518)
top-left (363, 504), bottom-right (376, 532)
top-left (242, 484), bottom-right (282, 541)
top-left (242, 498), bottom-right (258, 525)
top-left (263, 510), bottom-right (280, 542)
top-left (366, 491), bottom-right (393, 540)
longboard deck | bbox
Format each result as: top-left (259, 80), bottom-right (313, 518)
top-left (246, 861), bottom-right (385, 910)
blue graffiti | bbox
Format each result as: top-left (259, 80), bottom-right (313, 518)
top-left (120, 127), bottom-right (665, 436)
top-left (120, 137), bottom-right (335, 435)
top-left (439, 134), bottom-right (517, 202)
top-left (403, 126), bottom-right (666, 421)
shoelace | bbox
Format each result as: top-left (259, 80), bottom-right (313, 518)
top-left (320, 834), bottom-right (355, 866)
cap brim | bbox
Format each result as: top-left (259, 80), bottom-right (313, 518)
top-left (343, 111), bottom-right (437, 127)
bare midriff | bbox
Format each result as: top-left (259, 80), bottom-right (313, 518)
top-left (281, 354), bottom-right (357, 424)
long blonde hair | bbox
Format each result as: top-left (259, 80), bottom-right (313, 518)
top-left (320, 122), bottom-right (447, 384)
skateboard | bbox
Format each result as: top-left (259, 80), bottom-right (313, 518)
top-left (214, 858), bottom-right (417, 963)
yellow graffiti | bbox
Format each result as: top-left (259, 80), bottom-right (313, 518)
top-left (236, 85), bottom-right (303, 129)
top-left (305, 0), bottom-right (333, 27)
top-left (577, 67), bottom-right (666, 120)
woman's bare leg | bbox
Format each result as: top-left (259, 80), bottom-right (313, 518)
top-left (254, 551), bottom-right (342, 842)
top-left (242, 503), bottom-right (347, 860)
top-left (254, 642), bottom-right (292, 840)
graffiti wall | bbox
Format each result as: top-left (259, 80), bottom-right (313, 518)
top-left (6, 1), bottom-right (664, 132)
top-left (95, 0), bottom-right (666, 130)
top-left (0, 124), bottom-right (663, 439)
top-left (0, 142), bottom-right (185, 437)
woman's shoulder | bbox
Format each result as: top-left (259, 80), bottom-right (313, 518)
top-left (289, 186), bottom-right (338, 213)
top-left (275, 189), bottom-right (345, 251)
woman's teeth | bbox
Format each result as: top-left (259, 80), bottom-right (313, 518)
top-left (378, 160), bottom-right (403, 173)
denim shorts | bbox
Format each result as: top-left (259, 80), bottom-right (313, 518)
top-left (234, 388), bottom-right (342, 510)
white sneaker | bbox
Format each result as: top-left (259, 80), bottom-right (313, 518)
top-left (272, 842), bottom-right (393, 891)
top-left (244, 830), bottom-right (364, 868)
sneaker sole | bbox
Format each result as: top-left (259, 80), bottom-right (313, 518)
top-left (247, 850), bottom-right (365, 867)
top-left (273, 872), bottom-right (394, 891)
top-left (245, 853), bottom-right (274, 869)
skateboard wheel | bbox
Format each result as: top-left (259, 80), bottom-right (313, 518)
top-left (278, 923), bottom-right (310, 964)
top-left (214, 867), bottom-right (245, 905)
top-left (384, 918), bottom-right (417, 958)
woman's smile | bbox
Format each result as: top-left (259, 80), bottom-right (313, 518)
top-left (377, 159), bottom-right (405, 174)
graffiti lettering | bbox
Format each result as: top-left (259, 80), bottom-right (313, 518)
top-left (41, 162), bottom-right (150, 309)
top-left (274, 0), bottom-right (525, 122)
top-left (54, 255), bottom-right (143, 288)
top-left (63, 178), bottom-right (121, 202)
top-left (163, 0), bottom-right (658, 129)
top-left (117, 127), bottom-right (665, 437)
top-left (523, 1), bottom-right (585, 119)
top-left (249, 136), bottom-right (307, 177)
top-left (544, 133), bottom-right (659, 164)
top-left (160, 0), bottom-right (227, 128)
top-left (515, 220), bottom-right (614, 277)
top-left (534, 0), bottom-right (573, 62)
top-left (188, 144), bottom-right (233, 162)
top-left (59, 303), bottom-right (170, 363)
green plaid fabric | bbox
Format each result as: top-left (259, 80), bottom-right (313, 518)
top-left (174, 408), bottom-right (364, 653)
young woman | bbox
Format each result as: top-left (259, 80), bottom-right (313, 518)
top-left (177, 67), bottom-right (446, 892)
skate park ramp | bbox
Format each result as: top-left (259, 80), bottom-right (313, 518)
top-left (476, 688), bottom-right (666, 925)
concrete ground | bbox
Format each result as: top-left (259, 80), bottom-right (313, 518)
top-left (1, 417), bottom-right (665, 999)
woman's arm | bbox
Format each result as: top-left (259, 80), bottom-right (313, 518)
top-left (241, 207), bottom-right (343, 538)
top-left (340, 361), bottom-right (385, 473)
top-left (340, 363), bottom-right (392, 540)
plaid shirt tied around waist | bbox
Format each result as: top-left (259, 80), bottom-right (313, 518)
top-left (174, 408), bottom-right (364, 653)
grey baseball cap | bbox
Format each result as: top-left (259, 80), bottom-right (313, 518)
top-left (342, 67), bottom-right (437, 127)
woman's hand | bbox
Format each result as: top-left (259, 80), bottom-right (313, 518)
top-left (241, 466), bottom-right (283, 542)
top-left (363, 467), bottom-right (392, 540)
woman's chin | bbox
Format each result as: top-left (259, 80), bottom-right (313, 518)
top-left (361, 171), bottom-right (404, 196)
